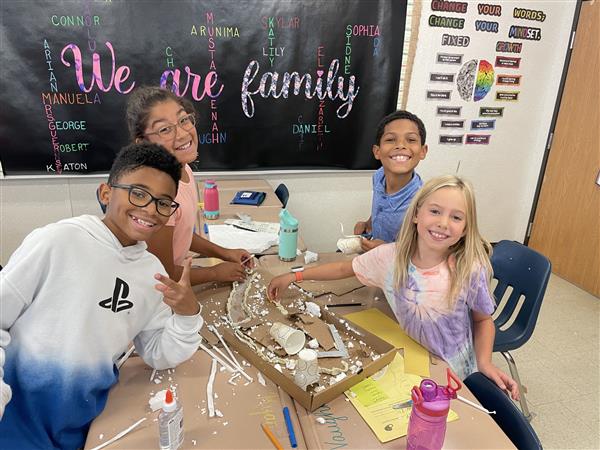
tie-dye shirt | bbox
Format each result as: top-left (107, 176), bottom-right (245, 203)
top-left (352, 243), bottom-right (495, 379)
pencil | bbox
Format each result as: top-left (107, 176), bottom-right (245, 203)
top-left (261, 423), bottom-right (283, 450)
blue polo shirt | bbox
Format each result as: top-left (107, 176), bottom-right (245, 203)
top-left (371, 168), bottom-right (423, 242)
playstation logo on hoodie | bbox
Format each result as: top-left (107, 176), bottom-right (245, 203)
top-left (99, 278), bottom-right (133, 313)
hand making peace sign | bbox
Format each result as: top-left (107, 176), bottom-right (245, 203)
top-left (154, 257), bottom-right (200, 316)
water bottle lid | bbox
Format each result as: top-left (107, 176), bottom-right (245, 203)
top-left (204, 180), bottom-right (217, 188)
top-left (279, 208), bottom-right (298, 228)
top-left (415, 398), bottom-right (450, 417)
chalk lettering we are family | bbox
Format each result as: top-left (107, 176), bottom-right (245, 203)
top-left (59, 41), bottom-right (360, 119)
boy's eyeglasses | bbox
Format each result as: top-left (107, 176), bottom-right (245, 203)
top-left (143, 113), bottom-right (196, 140)
top-left (110, 184), bottom-right (180, 217)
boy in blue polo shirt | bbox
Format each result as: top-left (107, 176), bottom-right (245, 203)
top-left (354, 110), bottom-right (428, 251)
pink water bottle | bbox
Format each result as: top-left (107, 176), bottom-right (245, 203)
top-left (203, 180), bottom-right (219, 219)
top-left (407, 369), bottom-right (461, 450)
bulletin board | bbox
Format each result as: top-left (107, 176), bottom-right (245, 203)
top-left (404, 0), bottom-right (581, 241)
top-left (0, 0), bottom-right (406, 176)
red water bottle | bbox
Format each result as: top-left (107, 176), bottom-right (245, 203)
top-left (203, 180), bottom-right (219, 219)
top-left (407, 369), bottom-right (461, 450)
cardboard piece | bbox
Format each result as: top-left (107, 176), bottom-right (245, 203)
top-left (298, 316), bottom-right (336, 351)
top-left (200, 269), bottom-right (396, 412)
top-left (85, 353), bottom-right (306, 450)
top-left (258, 253), bottom-right (364, 297)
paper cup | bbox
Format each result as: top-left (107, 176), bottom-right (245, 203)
top-left (294, 349), bottom-right (320, 391)
top-left (270, 322), bottom-right (306, 355)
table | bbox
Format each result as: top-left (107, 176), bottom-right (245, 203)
top-left (85, 254), bottom-right (515, 450)
top-left (196, 178), bottom-right (306, 255)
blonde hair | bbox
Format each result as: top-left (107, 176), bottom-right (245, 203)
top-left (393, 175), bottom-right (493, 308)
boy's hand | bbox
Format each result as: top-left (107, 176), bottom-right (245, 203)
top-left (353, 221), bottom-right (370, 235)
top-left (479, 363), bottom-right (520, 401)
top-left (154, 258), bottom-right (200, 316)
top-left (360, 237), bottom-right (384, 252)
top-left (224, 248), bottom-right (255, 269)
top-left (212, 261), bottom-right (247, 282)
top-left (267, 273), bottom-right (295, 300)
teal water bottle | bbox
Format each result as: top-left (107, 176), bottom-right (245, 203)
top-left (278, 209), bottom-right (298, 261)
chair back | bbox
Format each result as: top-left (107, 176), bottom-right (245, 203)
top-left (464, 372), bottom-right (543, 449)
top-left (274, 183), bottom-right (289, 208)
top-left (491, 240), bottom-right (551, 351)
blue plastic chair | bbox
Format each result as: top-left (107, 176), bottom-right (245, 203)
top-left (464, 372), bottom-right (543, 449)
top-left (491, 240), bottom-right (551, 420)
top-left (274, 183), bottom-right (289, 208)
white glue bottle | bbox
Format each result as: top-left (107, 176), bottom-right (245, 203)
top-left (158, 389), bottom-right (184, 450)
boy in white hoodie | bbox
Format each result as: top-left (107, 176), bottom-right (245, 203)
top-left (0, 143), bottom-right (203, 449)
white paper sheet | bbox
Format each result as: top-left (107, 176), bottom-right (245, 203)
top-left (207, 224), bottom-right (278, 253)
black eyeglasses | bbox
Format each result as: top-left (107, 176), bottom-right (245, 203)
top-left (110, 184), bottom-right (180, 217)
top-left (143, 113), bottom-right (196, 140)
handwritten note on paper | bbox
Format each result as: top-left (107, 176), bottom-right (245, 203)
top-left (345, 354), bottom-right (458, 443)
top-left (345, 308), bottom-right (430, 377)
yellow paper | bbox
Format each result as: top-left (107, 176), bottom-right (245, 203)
top-left (345, 354), bottom-right (458, 443)
top-left (345, 308), bottom-right (430, 376)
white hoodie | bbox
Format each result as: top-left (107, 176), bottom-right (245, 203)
top-left (0, 215), bottom-right (202, 449)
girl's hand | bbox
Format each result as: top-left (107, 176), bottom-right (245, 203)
top-left (224, 248), bottom-right (255, 269)
top-left (154, 258), bottom-right (200, 316)
top-left (211, 261), bottom-right (248, 282)
top-left (267, 273), bottom-right (295, 300)
top-left (360, 237), bottom-right (384, 252)
top-left (479, 363), bottom-right (520, 401)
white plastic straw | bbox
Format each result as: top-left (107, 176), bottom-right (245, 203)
top-left (456, 394), bottom-right (496, 415)
top-left (89, 417), bottom-right (147, 450)
top-left (207, 358), bottom-right (218, 418)
top-left (199, 343), bottom-right (236, 373)
top-left (208, 325), bottom-right (253, 383)
top-left (116, 346), bottom-right (135, 370)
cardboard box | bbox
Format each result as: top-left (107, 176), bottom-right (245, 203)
top-left (199, 270), bottom-right (396, 412)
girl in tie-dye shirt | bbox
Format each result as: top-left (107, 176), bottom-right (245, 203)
top-left (268, 175), bottom-right (519, 400)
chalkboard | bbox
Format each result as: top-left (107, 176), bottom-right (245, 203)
top-left (0, 0), bottom-right (406, 176)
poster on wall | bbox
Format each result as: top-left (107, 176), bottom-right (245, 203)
top-left (406, 0), bottom-right (579, 242)
top-left (0, 1), bottom-right (406, 176)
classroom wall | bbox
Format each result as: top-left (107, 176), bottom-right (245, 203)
top-left (0, 174), bottom-right (373, 266)
top-left (0, 163), bottom-right (526, 267)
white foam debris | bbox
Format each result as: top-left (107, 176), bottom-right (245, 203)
top-left (347, 341), bottom-right (354, 348)
top-left (223, 421), bottom-right (229, 426)
top-left (356, 360), bottom-right (363, 367)
top-left (99, 434), bottom-right (104, 440)
top-left (153, 378), bottom-right (161, 384)
top-left (274, 364), bottom-right (283, 373)
top-left (374, 296), bottom-right (380, 301)
top-left (148, 389), bottom-right (167, 411)
top-left (316, 417), bottom-right (326, 424)
top-left (257, 372), bottom-right (267, 386)
top-left (285, 359), bottom-right (297, 370)
top-left (308, 338), bottom-right (319, 349)
top-left (305, 301), bottom-right (321, 317)
top-left (192, 439), bottom-right (197, 445)
top-left (304, 250), bottom-right (318, 264)
top-left (215, 409), bottom-right (223, 418)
